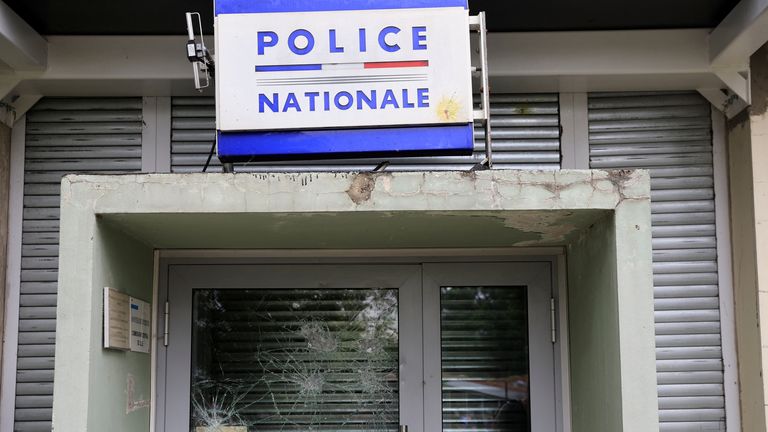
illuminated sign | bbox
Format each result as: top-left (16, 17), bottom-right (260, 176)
top-left (214, 0), bottom-right (474, 161)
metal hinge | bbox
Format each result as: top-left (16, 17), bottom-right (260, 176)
top-left (550, 297), bottom-right (557, 344)
top-left (163, 301), bottom-right (170, 347)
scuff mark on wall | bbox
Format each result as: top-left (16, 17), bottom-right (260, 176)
top-left (125, 374), bottom-right (150, 414)
top-left (501, 212), bottom-right (578, 246)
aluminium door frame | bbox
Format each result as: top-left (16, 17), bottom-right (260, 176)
top-left (154, 253), bottom-right (568, 432)
top-left (422, 262), bottom-right (557, 432)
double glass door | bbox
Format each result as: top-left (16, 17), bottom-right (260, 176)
top-left (160, 262), bottom-right (556, 432)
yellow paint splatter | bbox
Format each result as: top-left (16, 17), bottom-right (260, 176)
top-left (436, 97), bottom-right (461, 122)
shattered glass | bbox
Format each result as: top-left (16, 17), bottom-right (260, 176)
top-left (190, 288), bottom-right (400, 432)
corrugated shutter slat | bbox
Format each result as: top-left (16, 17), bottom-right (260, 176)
top-left (589, 91), bottom-right (725, 431)
top-left (14, 97), bottom-right (143, 431)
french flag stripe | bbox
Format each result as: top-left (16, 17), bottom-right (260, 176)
top-left (255, 64), bottom-right (322, 72)
top-left (256, 61), bottom-right (429, 72)
top-left (364, 60), bottom-right (429, 69)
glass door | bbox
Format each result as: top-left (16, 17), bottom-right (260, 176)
top-left (162, 265), bottom-right (424, 432)
top-left (160, 262), bottom-right (557, 432)
top-left (422, 263), bottom-right (556, 432)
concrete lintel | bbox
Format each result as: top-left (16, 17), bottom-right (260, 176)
top-left (65, 171), bottom-right (649, 216)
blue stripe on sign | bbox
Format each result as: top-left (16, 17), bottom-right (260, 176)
top-left (217, 124), bottom-right (474, 160)
top-left (131, 304), bottom-right (139, 310)
top-left (255, 64), bottom-right (322, 72)
top-left (215, 0), bottom-right (468, 15)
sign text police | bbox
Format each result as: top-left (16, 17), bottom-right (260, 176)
top-left (254, 25), bottom-right (433, 114)
top-left (256, 26), bottom-right (430, 56)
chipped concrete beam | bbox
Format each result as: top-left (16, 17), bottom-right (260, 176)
top-left (63, 170), bottom-right (650, 215)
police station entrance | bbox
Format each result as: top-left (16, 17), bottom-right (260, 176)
top-left (33, 0), bottom-right (660, 428)
top-left (157, 260), bottom-right (560, 432)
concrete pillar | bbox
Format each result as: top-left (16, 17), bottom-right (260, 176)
top-left (0, 123), bottom-right (11, 390)
top-left (727, 43), bottom-right (768, 431)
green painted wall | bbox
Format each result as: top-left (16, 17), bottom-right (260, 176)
top-left (87, 220), bottom-right (154, 431)
top-left (567, 215), bottom-right (623, 432)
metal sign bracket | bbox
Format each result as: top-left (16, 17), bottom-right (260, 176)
top-left (470, 12), bottom-right (492, 170)
top-left (185, 12), bottom-right (215, 91)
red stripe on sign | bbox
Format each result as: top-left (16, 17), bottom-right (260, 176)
top-left (364, 60), bottom-right (429, 69)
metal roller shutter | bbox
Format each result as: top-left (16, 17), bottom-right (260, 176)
top-left (15, 98), bottom-right (144, 432)
top-left (170, 94), bottom-right (561, 172)
top-left (588, 91), bottom-right (725, 431)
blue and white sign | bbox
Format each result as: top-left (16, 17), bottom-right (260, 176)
top-left (215, 0), bottom-right (474, 160)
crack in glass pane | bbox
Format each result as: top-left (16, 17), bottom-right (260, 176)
top-left (191, 288), bottom-right (400, 432)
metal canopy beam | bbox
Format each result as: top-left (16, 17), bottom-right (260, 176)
top-left (3, 32), bottom-right (721, 97)
top-left (0, 1), bottom-right (46, 71)
top-left (484, 30), bottom-right (711, 77)
top-left (710, 0), bottom-right (768, 69)
top-left (474, 30), bottom-right (729, 93)
top-left (1, 36), bottom-right (206, 104)
top-left (0, 31), bottom-right (747, 100)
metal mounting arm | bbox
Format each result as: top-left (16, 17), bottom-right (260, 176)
top-left (470, 12), bottom-right (492, 169)
top-left (185, 12), bottom-right (215, 91)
